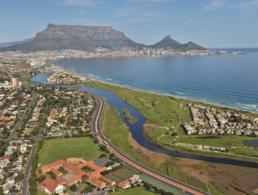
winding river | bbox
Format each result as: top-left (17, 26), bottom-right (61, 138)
top-left (31, 72), bottom-right (258, 169)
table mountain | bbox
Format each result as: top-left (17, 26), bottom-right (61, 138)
top-left (0, 24), bottom-right (206, 52)
top-left (1, 24), bottom-right (144, 52)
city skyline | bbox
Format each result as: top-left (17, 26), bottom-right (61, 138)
top-left (0, 0), bottom-right (258, 48)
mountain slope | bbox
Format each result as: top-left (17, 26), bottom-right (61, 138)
top-left (151, 35), bottom-right (181, 49)
top-left (0, 38), bottom-right (34, 49)
top-left (179, 42), bottom-right (207, 51)
top-left (1, 24), bottom-right (143, 52)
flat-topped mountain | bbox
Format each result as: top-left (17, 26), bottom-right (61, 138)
top-left (0, 24), bottom-right (206, 52)
top-left (1, 24), bottom-right (143, 52)
top-left (151, 35), bottom-right (181, 49)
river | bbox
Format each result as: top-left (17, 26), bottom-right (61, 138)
top-left (31, 72), bottom-right (258, 169)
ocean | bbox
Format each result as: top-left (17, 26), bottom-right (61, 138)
top-left (53, 48), bottom-right (258, 113)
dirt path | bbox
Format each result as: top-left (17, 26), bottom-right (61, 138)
top-left (192, 171), bottom-right (214, 194)
top-left (173, 115), bottom-right (181, 133)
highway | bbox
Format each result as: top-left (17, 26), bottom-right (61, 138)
top-left (92, 94), bottom-right (210, 195)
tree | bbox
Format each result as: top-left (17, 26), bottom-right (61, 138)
top-left (81, 174), bottom-right (89, 182)
top-left (69, 184), bottom-right (77, 192)
top-left (38, 175), bottom-right (46, 183)
top-left (99, 153), bottom-right (107, 158)
top-left (171, 132), bottom-right (178, 136)
top-left (84, 185), bottom-right (93, 193)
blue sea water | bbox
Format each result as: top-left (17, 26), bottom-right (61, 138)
top-left (54, 48), bottom-right (258, 113)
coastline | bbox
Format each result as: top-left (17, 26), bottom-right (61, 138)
top-left (31, 69), bottom-right (258, 163)
top-left (51, 63), bottom-right (258, 115)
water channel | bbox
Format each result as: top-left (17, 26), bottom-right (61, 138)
top-left (31, 72), bottom-right (258, 169)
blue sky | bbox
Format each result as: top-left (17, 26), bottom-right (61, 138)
top-left (0, 0), bottom-right (257, 48)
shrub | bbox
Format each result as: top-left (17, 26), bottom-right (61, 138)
top-left (70, 184), bottom-right (77, 192)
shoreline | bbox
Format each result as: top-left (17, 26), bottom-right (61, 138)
top-left (50, 63), bottom-right (258, 115)
top-left (31, 70), bottom-right (258, 163)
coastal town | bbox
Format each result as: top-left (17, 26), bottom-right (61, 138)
top-left (0, 48), bottom-right (243, 68)
top-left (184, 103), bottom-right (258, 136)
top-left (0, 71), bottom-right (174, 195)
top-left (47, 71), bottom-right (93, 84)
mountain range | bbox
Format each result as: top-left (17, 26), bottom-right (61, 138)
top-left (0, 38), bottom-right (33, 49)
top-left (0, 24), bottom-right (206, 52)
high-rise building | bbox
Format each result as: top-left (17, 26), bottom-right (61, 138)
top-left (11, 78), bottom-right (18, 87)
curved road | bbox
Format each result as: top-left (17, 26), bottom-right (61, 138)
top-left (92, 95), bottom-right (210, 195)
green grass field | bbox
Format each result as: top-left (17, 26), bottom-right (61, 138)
top-left (37, 189), bottom-right (46, 195)
top-left (122, 169), bottom-right (136, 176)
top-left (107, 175), bottom-right (122, 183)
top-left (18, 77), bottom-right (30, 82)
top-left (104, 105), bottom-right (141, 161)
top-left (38, 137), bottom-right (102, 169)
top-left (232, 148), bottom-right (258, 156)
top-left (113, 187), bottom-right (155, 195)
top-left (139, 175), bottom-right (185, 195)
top-left (115, 172), bottom-right (129, 180)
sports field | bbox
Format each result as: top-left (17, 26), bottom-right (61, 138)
top-left (121, 169), bottom-right (136, 176)
top-left (107, 175), bottom-right (122, 183)
top-left (115, 172), bottom-right (129, 180)
top-left (38, 137), bottom-right (102, 169)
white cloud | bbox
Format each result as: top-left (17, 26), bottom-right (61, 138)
top-left (203, 1), bottom-right (225, 11)
top-left (236, 0), bottom-right (258, 11)
top-left (62, 0), bottom-right (97, 7)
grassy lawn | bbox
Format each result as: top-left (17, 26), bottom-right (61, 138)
top-left (160, 134), bottom-right (255, 148)
top-left (232, 148), bottom-right (258, 156)
top-left (37, 189), bottom-right (46, 195)
top-left (122, 108), bottom-right (138, 124)
top-left (33, 137), bottom-right (43, 141)
top-left (38, 137), bottom-right (102, 170)
top-left (18, 77), bottom-right (30, 82)
top-left (113, 187), bottom-right (155, 195)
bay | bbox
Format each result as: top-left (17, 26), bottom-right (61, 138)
top-left (54, 48), bottom-right (258, 113)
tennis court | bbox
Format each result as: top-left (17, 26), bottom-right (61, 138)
top-left (115, 172), bottom-right (129, 180)
top-left (107, 175), bottom-right (122, 183)
top-left (122, 169), bottom-right (136, 176)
